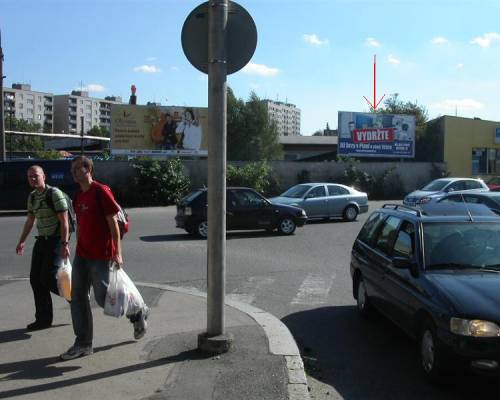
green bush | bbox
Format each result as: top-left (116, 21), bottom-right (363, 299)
top-left (132, 158), bottom-right (191, 206)
top-left (227, 161), bottom-right (272, 194)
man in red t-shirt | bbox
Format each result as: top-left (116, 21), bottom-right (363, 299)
top-left (60, 156), bottom-right (149, 360)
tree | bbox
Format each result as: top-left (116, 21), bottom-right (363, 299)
top-left (3, 116), bottom-right (44, 152)
top-left (227, 88), bottom-right (283, 161)
top-left (312, 130), bottom-right (323, 136)
top-left (87, 125), bottom-right (110, 137)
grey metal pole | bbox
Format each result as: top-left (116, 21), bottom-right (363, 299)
top-left (0, 29), bottom-right (6, 161)
top-left (80, 115), bottom-right (84, 155)
top-left (198, 0), bottom-right (232, 354)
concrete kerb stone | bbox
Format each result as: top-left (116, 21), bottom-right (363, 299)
top-left (136, 282), bottom-right (311, 400)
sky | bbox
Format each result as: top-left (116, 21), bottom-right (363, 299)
top-left (1, 0), bottom-right (500, 135)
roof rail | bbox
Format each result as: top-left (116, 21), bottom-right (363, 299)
top-left (382, 203), bottom-right (423, 217)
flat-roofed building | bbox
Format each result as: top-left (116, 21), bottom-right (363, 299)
top-left (262, 99), bottom-right (301, 136)
top-left (53, 91), bottom-right (122, 134)
top-left (2, 83), bottom-right (54, 132)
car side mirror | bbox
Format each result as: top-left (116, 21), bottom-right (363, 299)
top-left (393, 256), bottom-right (419, 277)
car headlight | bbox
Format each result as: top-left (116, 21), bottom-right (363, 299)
top-left (300, 209), bottom-right (306, 216)
top-left (185, 207), bottom-right (192, 216)
top-left (450, 318), bottom-right (500, 337)
top-left (417, 197), bottom-right (431, 204)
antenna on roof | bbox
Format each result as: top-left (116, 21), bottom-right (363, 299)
top-left (460, 193), bottom-right (473, 222)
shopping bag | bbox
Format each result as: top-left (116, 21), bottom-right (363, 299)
top-left (120, 269), bottom-right (145, 317)
top-left (56, 258), bottom-right (72, 301)
top-left (104, 265), bottom-right (129, 317)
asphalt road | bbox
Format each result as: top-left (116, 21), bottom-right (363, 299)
top-left (2, 202), bottom-right (499, 399)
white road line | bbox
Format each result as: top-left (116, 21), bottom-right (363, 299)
top-left (227, 276), bottom-right (275, 304)
top-left (291, 273), bottom-right (335, 305)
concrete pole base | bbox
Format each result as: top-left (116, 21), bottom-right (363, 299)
top-left (198, 332), bottom-right (234, 355)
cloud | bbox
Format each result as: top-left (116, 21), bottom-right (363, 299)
top-left (431, 36), bottom-right (449, 45)
top-left (456, 63), bottom-right (464, 69)
top-left (77, 84), bottom-right (105, 92)
top-left (365, 37), bottom-right (381, 47)
top-left (431, 98), bottom-right (484, 111)
top-left (170, 66), bottom-right (179, 71)
top-left (241, 62), bottom-right (280, 77)
top-left (133, 65), bottom-right (161, 73)
top-left (388, 55), bottom-right (401, 65)
top-left (470, 32), bottom-right (500, 48)
top-left (302, 34), bottom-right (329, 46)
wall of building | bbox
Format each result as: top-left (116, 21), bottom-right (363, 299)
top-left (443, 116), bottom-right (500, 177)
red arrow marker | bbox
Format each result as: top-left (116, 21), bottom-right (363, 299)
top-left (363, 55), bottom-right (385, 111)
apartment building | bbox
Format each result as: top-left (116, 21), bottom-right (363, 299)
top-left (2, 83), bottom-right (54, 132)
top-left (53, 91), bottom-right (122, 134)
top-left (261, 99), bottom-right (301, 136)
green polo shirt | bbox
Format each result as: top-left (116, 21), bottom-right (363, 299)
top-left (27, 185), bottom-right (68, 236)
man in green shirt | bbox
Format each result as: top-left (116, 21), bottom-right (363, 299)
top-left (16, 165), bottom-right (70, 331)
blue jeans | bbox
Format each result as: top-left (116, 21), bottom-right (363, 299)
top-left (70, 255), bottom-right (110, 346)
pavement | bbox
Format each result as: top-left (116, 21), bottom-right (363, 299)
top-left (0, 278), bottom-right (310, 400)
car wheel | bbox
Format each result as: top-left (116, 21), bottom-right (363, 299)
top-left (197, 221), bottom-right (208, 238)
top-left (419, 320), bottom-right (451, 381)
top-left (356, 275), bottom-right (372, 317)
top-left (278, 217), bottom-right (296, 235)
top-left (343, 205), bottom-right (358, 221)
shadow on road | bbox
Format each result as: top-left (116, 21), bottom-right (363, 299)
top-left (140, 230), bottom-right (284, 242)
top-left (282, 306), bottom-right (500, 400)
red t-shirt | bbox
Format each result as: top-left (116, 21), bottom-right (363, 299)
top-left (73, 181), bottom-right (120, 260)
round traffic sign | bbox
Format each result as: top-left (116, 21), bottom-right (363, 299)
top-left (181, 1), bottom-right (257, 75)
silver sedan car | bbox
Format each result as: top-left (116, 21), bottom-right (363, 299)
top-left (270, 183), bottom-right (368, 221)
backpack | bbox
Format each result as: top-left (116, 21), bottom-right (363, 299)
top-left (44, 187), bottom-right (77, 235)
top-left (96, 185), bottom-right (129, 239)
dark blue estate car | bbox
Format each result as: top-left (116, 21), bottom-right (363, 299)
top-left (351, 202), bottom-right (500, 380)
top-left (175, 187), bottom-right (307, 238)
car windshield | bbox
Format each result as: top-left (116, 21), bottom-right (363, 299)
top-left (281, 185), bottom-right (312, 198)
top-left (423, 222), bottom-right (500, 270)
top-left (421, 179), bottom-right (450, 191)
top-left (180, 190), bottom-right (202, 205)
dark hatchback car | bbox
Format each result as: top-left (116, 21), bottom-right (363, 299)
top-left (350, 202), bottom-right (500, 380)
top-left (175, 187), bottom-right (307, 238)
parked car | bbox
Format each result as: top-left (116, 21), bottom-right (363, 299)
top-left (175, 187), bottom-right (307, 238)
top-left (434, 191), bottom-right (500, 215)
top-left (351, 202), bottom-right (500, 380)
top-left (269, 183), bottom-right (368, 221)
top-left (403, 177), bottom-right (489, 206)
top-left (486, 176), bottom-right (500, 191)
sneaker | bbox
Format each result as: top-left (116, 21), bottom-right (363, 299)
top-left (60, 344), bottom-right (93, 361)
top-left (26, 321), bottom-right (51, 331)
top-left (133, 306), bottom-right (150, 340)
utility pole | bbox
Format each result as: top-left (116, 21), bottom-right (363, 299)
top-left (0, 29), bottom-right (6, 161)
top-left (80, 115), bottom-right (84, 155)
top-left (198, 0), bottom-right (233, 354)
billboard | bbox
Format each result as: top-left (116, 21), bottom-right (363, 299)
top-left (111, 104), bottom-right (208, 156)
top-left (338, 111), bottom-right (416, 158)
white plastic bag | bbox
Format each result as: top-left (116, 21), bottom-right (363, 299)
top-left (104, 265), bottom-right (129, 317)
top-left (103, 264), bottom-right (145, 318)
top-left (56, 258), bottom-right (72, 301)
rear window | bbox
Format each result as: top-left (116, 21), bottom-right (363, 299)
top-left (180, 190), bottom-right (204, 205)
top-left (358, 212), bottom-right (385, 244)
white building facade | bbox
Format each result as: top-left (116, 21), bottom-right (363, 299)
top-left (262, 99), bottom-right (301, 136)
top-left (53, 91), bottom-right (122, 134)
top-left (2, 84), bottom-right (54, 132)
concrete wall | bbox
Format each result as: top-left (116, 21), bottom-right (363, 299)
top-left (93, 160), bottom-right (445, 199)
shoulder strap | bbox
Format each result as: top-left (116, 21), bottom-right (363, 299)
top-left (45, 187), bottom-right (55, 211)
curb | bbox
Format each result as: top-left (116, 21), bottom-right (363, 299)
top-left (136, 282), bottom-right (311, 400)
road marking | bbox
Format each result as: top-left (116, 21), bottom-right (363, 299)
top-left (291, 273), bottom-right (335, 305)
top-left (227, 276), bottom-right (275, 304)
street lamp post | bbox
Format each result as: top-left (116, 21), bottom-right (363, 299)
top-left (0, 29), bottom-right (6, 161)
top-left (80, 115), bottom-right (84, 155)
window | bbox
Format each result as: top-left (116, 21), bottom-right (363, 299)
top-left (465, 180), bottom-right (482, 190)
top-left (232, 190), bottom-right (266, 209)
top-left (358, 212), bottom-right (385, 244)
top-left (472, 148), bottom-right (500, 174)
top-left (37, 114), bottom-right (42, 120)
top-left (375, 216), bottom-right (401, 255)
top-left (27, 99), bottom-right (34, 105)
top-left (328, 185), bottom-right (349, 196)
top-left (393, 221), bottom-right (415, 258)
top-left (37, 105), bottom-right (41, 111)
top-left (27, 108), bottom-right (34, 114)
top-left (38, 96), bottom-right (41, 101)
top-left (446, 180), bottom-right (466, 192)
top-left (307, 186), bottom-right (326, 198)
